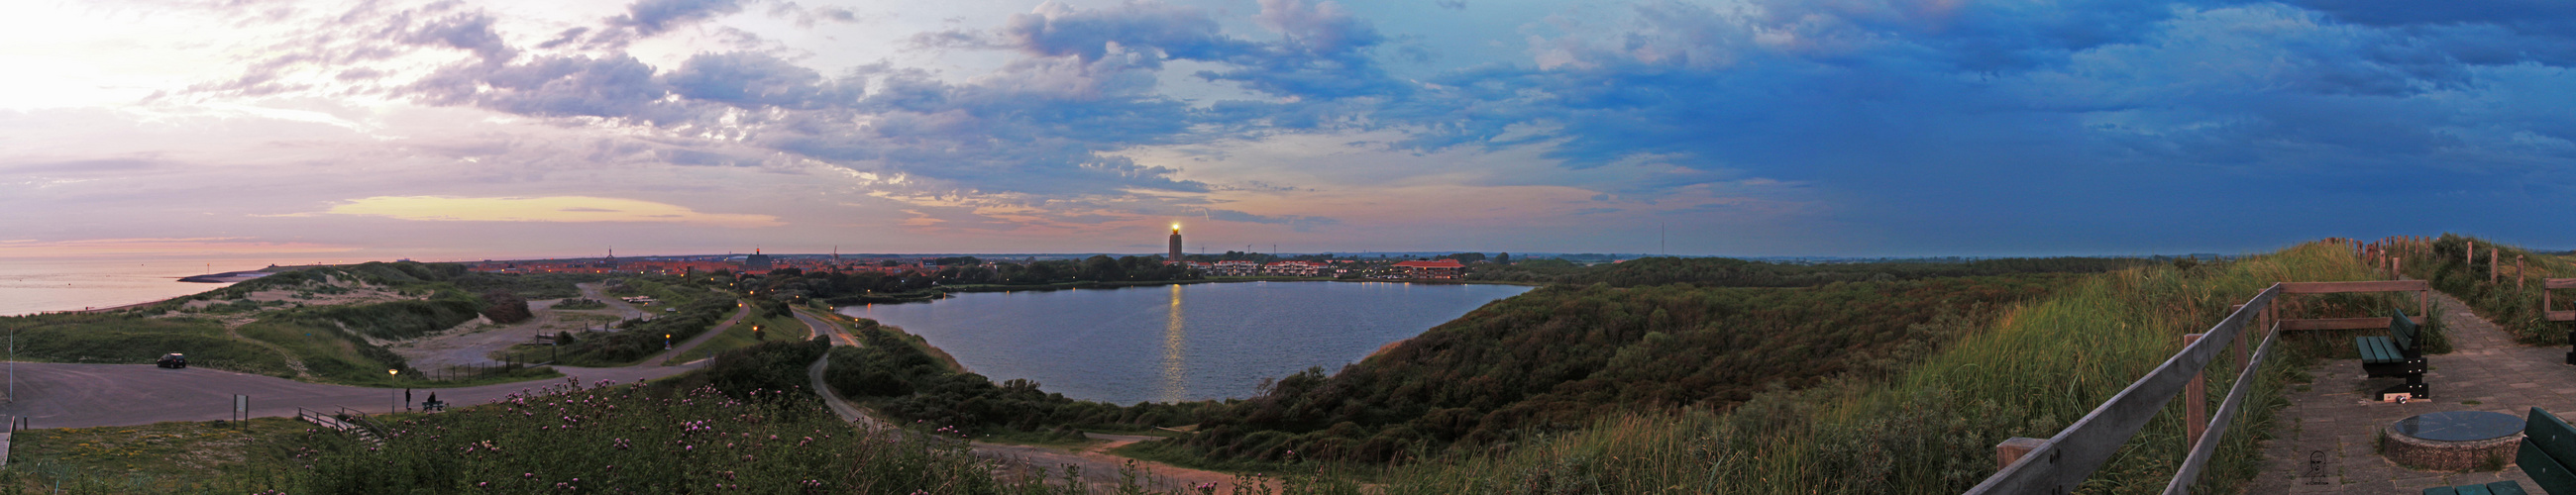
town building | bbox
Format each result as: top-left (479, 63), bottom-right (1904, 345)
top-left (1390, 259), bottom-right (1467, 279)
top-left (1262, 260), bottom-right (1329, 276)
top-left (1211, 260), bottom-right (1262, 276)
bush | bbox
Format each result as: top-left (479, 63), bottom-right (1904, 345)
top-left (481, 290), bottom-right (532, 324)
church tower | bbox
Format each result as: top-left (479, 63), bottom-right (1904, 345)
top-left (1168, 225), bottom-right (1184, 263)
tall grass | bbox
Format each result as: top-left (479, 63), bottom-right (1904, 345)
top-left (1365, 241), bottom-right (2404, 494)
top-left (2395, 234), bottom-right (2576, 345)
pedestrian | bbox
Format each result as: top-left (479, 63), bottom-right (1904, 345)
top-left (405, 389), bottom-right (413, 411)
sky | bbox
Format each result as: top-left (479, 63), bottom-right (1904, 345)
top-left (2, 0), bottom-right (2573, 261)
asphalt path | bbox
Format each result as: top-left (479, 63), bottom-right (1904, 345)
top-left (577, 283), bottom-right (649, 321)
top-left (0, 362), bottom-right (695, 429)
top-left (641, 302), bottom-right (751, 366)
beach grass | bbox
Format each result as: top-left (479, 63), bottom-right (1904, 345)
top-left (1351, 240), bottom-right (2406, 494)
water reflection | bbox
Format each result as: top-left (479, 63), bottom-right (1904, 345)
top-left (844, 282), bottom-right (1533, 404)
top-left (1160, 283), bottom-right (1188, 402)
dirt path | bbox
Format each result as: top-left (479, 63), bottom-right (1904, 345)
top-left (643, 303), bottom-right (750, 366)
top-left (2252, 289), bottom-right (2574, 493)
top-left (791, 309), bottom-right (1257, 493)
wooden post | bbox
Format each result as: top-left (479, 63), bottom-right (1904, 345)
top-left (2184, 333), bottom-right (2208, 448)
top-left (2237, 301), bottom-right (2257, 366)
top-left (1996, 437), bottom-right (2047, 469)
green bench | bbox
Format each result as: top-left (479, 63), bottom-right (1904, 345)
top-left (2360, 308), bottom-right (2430, 399)
top-left (2425, 407), bottom-right (2576, 495)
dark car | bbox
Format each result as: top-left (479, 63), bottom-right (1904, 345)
top-left (157, 352), bottom-right (187, 369)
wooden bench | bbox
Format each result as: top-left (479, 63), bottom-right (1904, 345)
top-left (422, 400), bottom-right (447, 412)
top-left (2359, 308), bottom-right (2430, 399)
top-left (2426, 407), bottom-right (2576, 495)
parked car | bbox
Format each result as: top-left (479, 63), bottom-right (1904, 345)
top-left (157, 352), bottom-right (187, 369)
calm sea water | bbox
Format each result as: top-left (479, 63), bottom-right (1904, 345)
top-left (0, 258), bottom-right (264, 316)
top-left (838, 281), bottom-right (1534, 405)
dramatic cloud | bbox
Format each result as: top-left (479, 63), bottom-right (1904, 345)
top-left (10, 0), bottom-right (2576, 258)
top-left (318, 196), bottom-right (786, 228)
top-left (0, 238), bottom-right (358, 258)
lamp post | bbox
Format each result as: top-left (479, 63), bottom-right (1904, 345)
top-left (387, 369), bottom-right (399, 412)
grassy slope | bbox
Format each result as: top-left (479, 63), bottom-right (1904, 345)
top-left (1161, 275), bottom-right (2067, 468)
top-left (0, 314), bottom-right (293, 377)
top-left (2396, 234), bottom-right (2576, 345)
top-left (1357, 241), bottom-right (2404, 494)
top-left (668, 311), bottom-right (798, 363)
top-left (3, 417), bottom-right (351, 493)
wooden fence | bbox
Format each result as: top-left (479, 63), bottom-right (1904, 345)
top-left (1966, 277), bottom-right (2430, 494)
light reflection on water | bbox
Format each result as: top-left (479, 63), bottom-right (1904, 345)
top-left (840, 281), bottom-right (1533, 405)
top-left (1161, 283), bottom-right (1187, 403)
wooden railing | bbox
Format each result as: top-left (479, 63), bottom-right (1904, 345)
top-left (2544, 278), bottom-right (2576, 323)
top-left (1965, 285), bottom-right (2275, 495)
top-left (1967, 277), bottom-right (2430, 495)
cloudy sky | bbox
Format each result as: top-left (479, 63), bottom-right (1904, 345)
top-left (2, 0), bottom-right (2572, 261)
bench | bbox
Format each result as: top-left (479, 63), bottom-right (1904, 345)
top-left (422, 400), bottom-right (447, 412)
top-left (2359, 308), bottom-right (2430, 399)
top-left (2425, 407), bottom-right (2576, 495)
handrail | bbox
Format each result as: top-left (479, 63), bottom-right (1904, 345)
top-left (1965, 283), bottom-right (2279, 494)
top-left (2163, 320), bottom-right (2281, 494)
top-left (335, 406), bottom-right (385, 434)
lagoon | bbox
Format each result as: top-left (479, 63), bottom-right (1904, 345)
top-left (837, 281), bottom-right (1533, 405)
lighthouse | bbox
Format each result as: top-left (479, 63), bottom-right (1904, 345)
top-left (1168, 224), bottom-right (1184, 263)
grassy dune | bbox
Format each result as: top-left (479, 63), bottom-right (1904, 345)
top-left (1357, 241), bottom-right (2412, 494)
top-left (0, 314), bottom-right (294, 377)
top-left (2395, 234), bottom-right (2576, 344)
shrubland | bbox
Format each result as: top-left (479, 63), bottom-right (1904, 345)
top-left (1467, 255), bottom-right (2154, 286)
top-left (1161, 275), bottom-right (2063, 465)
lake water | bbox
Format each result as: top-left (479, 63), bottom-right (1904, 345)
top-left (0, 258), bottom-right (268, 317)
top-left (838, 281), bottom-right (1534, 405)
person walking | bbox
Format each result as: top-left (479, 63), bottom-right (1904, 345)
top-left (404, 389), bottom-right (413, 411)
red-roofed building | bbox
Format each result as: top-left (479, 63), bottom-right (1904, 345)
top-left (1390, 259), bottom-right (1466, 279)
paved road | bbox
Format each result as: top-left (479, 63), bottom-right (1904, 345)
top-left (0, 362), bottom-right (695, 429)
top-left (642, 302), bottom-right (750, 366)
top-left (577, 283), bottom-right (649, 321)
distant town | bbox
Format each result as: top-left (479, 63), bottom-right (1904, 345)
top-left (461, 249), bottom-right (1477, 280)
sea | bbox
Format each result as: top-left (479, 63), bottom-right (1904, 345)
top-left (0, 258), bottom-right (274, 316)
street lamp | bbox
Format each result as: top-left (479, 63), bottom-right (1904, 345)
top-left (387, 369), bottom-right (399, 412)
